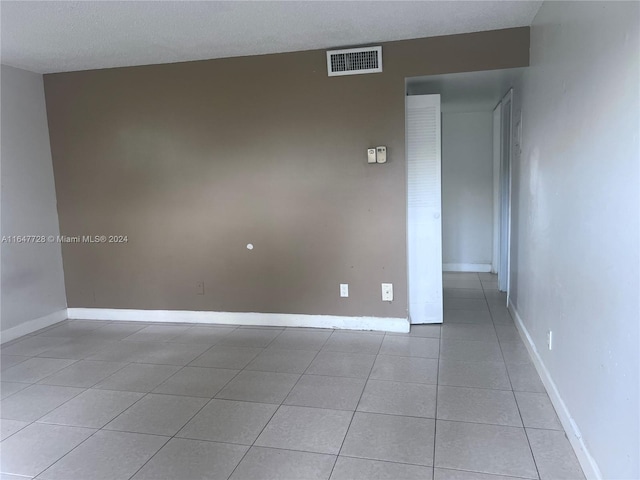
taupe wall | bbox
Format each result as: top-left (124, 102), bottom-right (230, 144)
top-left (44, 28), bottom-right (529, 319)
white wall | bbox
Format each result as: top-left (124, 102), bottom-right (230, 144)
top-left (511, 2), bottom-right (639, 479)
top-left (1, 65), bottom-right (67, 340)
top-left (442, 111), bottom-right (493, 271)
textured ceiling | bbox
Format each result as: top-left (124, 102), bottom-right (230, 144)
top-left (1, 1), bottom-right (541, 74)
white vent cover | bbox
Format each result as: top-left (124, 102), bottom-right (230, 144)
top-left (326, 46), bottom-right (382, 77)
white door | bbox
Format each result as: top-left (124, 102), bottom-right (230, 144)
top-left (406, 94), bottom-right (443, 324)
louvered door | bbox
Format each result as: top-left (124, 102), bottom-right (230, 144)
top-left (406, 94), bottom-right (443, 324)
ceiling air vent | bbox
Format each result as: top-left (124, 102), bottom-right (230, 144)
top-left (326, 46), bottom-right (382, 77)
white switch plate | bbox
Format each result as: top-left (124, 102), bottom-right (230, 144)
top-left (547, 330), bottom-right (553, 350)
top-left (381, 283), bottom-right (393, 301)
top-left (340, 284), bottom-right (349, 298)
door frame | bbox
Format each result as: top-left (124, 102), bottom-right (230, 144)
top-left (492, 103), bottom-right (502, 275)
top-left (496, 89), bottom-right (513, 300)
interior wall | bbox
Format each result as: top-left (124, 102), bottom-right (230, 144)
top-left (1, 65), bottom-right (67, 337)
top-left (44, 27), bottom-right (529, 321)
top-left (512, 3), bottom-right (639, 478)
top-left (441, 111), bottom-right (493, 270)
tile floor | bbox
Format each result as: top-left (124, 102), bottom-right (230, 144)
top-left (0, 273), bottom-right (586, 479)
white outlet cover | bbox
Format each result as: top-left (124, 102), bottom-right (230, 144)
top-left (340, 284), bottom-right (349, 298)
top-left (381, 283), bottom-right (393, 301)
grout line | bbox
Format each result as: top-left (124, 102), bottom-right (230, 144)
top-left (336, 452), bottom-right (434, 470)
top-left (122, 340), bottom-right (254, 480)
top-left (0, 418), bottom-right (33, 443)
top-left (0, 324), bottom-right (276, 480)
top-left (3, 309), bottom-right (549, 479)
top-left (2, 382), bottom-right (88, 422)
top-left (224, 328), bottom-right (336, 479)
top-left (224, 330), bottom-right (335, 478)
top-left (284, 330), bottom-right (335, 389)
top-left (435, 417), bottom-right (528, 429)
top-left (32, 418), bottom-right (117, 478)
top-left (429, 270), bottom-right (468, 475)
top-left (13, 351), bottom-right (224, 477)
top-left (522, 423), bottom-right (543, 480)
top-left (434, 465), bottom-right (536, 480)
top-left (482, 275), bottom-right (541, 480)
top-left (123, 398), bottom-right (212, 479)
top-left (125, 347), bottom-right (259, 479)
top-left (36, 360), bottom-right (132, 391)
top-left (327, 330), bottom-right (383, 478)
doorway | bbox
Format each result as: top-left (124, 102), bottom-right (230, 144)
top-left (405, 69), bottom-right (522, 322)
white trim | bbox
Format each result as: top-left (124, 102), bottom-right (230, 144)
top-left (0, 309), bottom-right (67, 343)
top-left (505, 89), bottom-right (513, 303)
top-left (443, 263), bottom-right (492, 273)
top-left (508, 301), bottom-right (602, 480)
top-left (492, 102), bottom-right (502, 274)
top-left (67, 308), bottom-right (410, 333)
top-left (498, 88), bottom-right (514, 299)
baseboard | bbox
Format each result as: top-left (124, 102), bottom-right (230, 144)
top-left (508, 301), bottom-right (602, 480)
top-left (443, 263), bottom-right (492, 272)
top-left (67, 308), bottom-right (410, 333)
top-left (1, 309), bottom-right (68, 344)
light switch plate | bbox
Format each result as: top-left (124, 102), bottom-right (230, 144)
top-left (340, 284), bottom-right (349, 298)
top-left (367, 148), bottom-right (377, 164)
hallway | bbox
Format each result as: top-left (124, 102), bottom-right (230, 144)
top-left (438, 272), bottom-right (585, 478)
top-left (1, 273), bottom-right (585, 479)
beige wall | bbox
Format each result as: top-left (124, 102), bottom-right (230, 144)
top-left (45, 28), bottom-right (529, 319)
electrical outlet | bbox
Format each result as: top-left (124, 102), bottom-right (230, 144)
top-left (547, 330), bottom-right (553, 350)
top-left (340, 284), bottom-right (349, 298)
top-left (381, 283), bottom-right (393, 301)
top-left (196, 281), bottom-right (205, 295)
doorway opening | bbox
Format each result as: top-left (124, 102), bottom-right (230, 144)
top-left (405, 68), bottom-right (523, 323)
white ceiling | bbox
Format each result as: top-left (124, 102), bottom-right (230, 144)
top-left (1, 1), bottom-right (541, 74)
top-left (407, 68), bottom-right (526, 112)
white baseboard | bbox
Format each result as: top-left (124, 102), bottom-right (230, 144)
top-left (443, 263), bottom-right (492, 272)
top-left (67, 308), bottom-right (410, 333)
top-left (508, 301), bottom-right (602, 480)
top-left (1, 309), bottom-right (67, 344)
